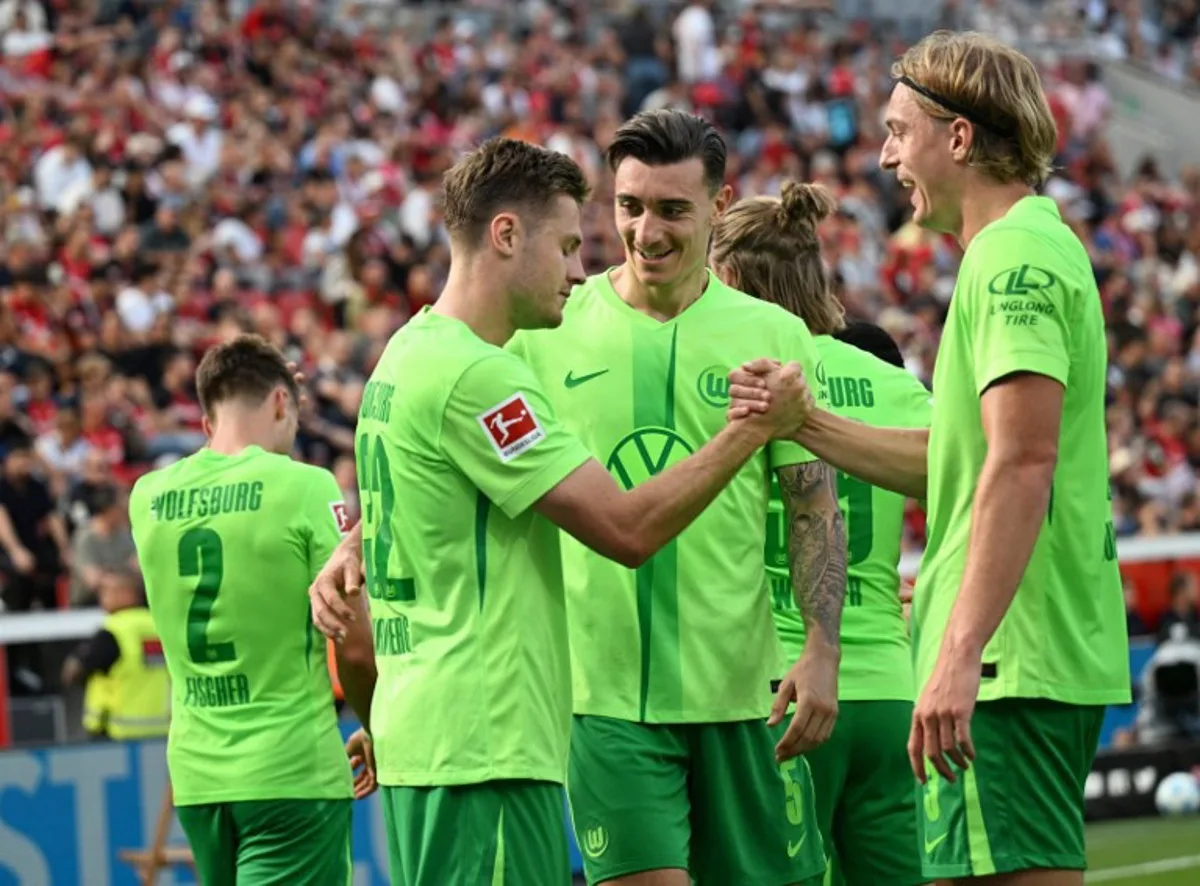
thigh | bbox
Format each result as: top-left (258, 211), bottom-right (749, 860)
top-left (231, 799), bottom-right (353, 886)
top-left (382, 781), bottom-right (572, 886)
top-left (835, 701), bottom-right (925, 886)
top-left (801, 706), bottom-right (853, 875)
top-left (690, 720), bottom-right (826, 886)
top-left (918, 699), bottom-right (1105, 881)
top-left (176, 803), bottom-right (238, 886)
top-left (567, 715), bottom-right (690, 884)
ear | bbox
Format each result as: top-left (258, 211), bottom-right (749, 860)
top-left (488, 212), bottom-right (521, 258)
top-left (274, 386), bottom-right (290, 420)
top-left (713, 183), bottom-right (734, 218)
top-left (948, 118), bottom-right (974, 164)
top-left (201, 414), bottom-right (213, 439)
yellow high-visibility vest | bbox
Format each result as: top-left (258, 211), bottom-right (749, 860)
top-left (103, 607), bottom-right (170, 740)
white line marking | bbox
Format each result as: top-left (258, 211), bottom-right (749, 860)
top-left (1087, 854), bottom-right (1200, 882)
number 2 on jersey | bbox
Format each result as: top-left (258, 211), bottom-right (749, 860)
top-left (836, 471), bottom-right (873, 566)
top-left (179, 527), bottom-right (235, 663)
top-left (359, 433), bottom-right (414, 601)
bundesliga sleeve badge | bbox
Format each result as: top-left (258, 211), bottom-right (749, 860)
top-left (330, 501), bottom-right (352, 534)
top-left (478, 393), bottom-right (546, 462)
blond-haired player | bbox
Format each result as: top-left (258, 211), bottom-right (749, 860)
top-left (730, 31), bottom-right (1129, 885)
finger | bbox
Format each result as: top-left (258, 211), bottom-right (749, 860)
top-left (344, 561), bottom-right (364, 598)
top-left (729, 383), bottom-right (771, 403)
top-left (908, 717), bottom-right (926, 783)
top-left (776, 705), bottom-right (815, 761)
top-left (349, 754), bottom-right (363, 768)
top-left (767, 678), bottom-right (793, 726)
top-left (742, 358), bottom-right (781, 375)
top-left (956, 715), bottom-right (976, 764)
top-left (729, 369), bottom-right (767, 389)
top-left (940, 715), bottom-right (969, 773)
top-left (319, 583), bottom-right (358, 624)
top-left (311, 606), bottom-right (344, 641)
top-left (924, 715), bottom-right (955, 783)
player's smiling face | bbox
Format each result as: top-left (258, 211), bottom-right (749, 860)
top-left (613, 157), bottom-right (730, 291)
top-left (511, 194), bottom-right (586, 330)
top-left (880, 84), bottom-right (963, 234)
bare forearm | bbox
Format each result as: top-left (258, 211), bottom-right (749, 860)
top-left (623, 422), bottom-right (765, 561)
top-left (335, 595), bottom-right (377, 732)
top-left (797, 410), bottom-right (928, 499)
top-left (784, 464), bottom-right (847, 650)
top-left (941, 455), bottom-right (1054, 659)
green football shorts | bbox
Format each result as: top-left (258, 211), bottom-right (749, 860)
top-left (379, 779), bottom-right (571, 885)
top-left (568, 715), bottom-right (826, 886)
top-left (918, 698), bottom-right (1106, 879)
top-left (176, 798), bottom-right (352, 886)
top-left (803, 700), bottom-right (925, 886)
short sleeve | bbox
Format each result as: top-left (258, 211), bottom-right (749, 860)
top-left (442, 353), bottom-right (592, 519)
top-left (305, 468), bottom-right (351, 583)
top-left (961, 228), bottom-right (1072, 395)
top-left (769, 313), bottom-right (820, 470)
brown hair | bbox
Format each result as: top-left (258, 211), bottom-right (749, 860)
top-left (441, 137), bottom-right (591, 244)
top-left (892, 31), bottom-right (1058, 188)
top-left (710, 181), bottom-right (844, 335)
top-left (195, 334), bottom-right (298, 417)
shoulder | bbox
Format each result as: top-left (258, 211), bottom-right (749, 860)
top-left (965, 200), bottom-right (1091, 288)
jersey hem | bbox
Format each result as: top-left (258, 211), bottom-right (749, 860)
top-left (173, 789), bottom-right (354, 806)
top-left (973, 685), bottom-right (1132, 706)
top-left (376, 767), bottom-right (565, 786)
top-left (572, 705), bottom-right (772, 724)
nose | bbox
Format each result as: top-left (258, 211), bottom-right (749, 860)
top-left (879, 134), bottom-right (898, 171)
top-left (567, 251), bottom-right (586, 287)
top-left (633, 213), bottom-right (663, 249)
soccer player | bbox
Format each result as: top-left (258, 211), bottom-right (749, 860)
top-left (130, 335), bottom-right (378, 886)
top-left (729, 31), bottom-right (1130, 885)
top-left (309, 137), bottom-right (815, 885)
top-left (508, 110), bottom-right (844, 886)
top-left (709, 180), bottom-right (933, 886)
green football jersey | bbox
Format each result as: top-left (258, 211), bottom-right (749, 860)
top-left (509, 270), bottom-right (821, 723)
top-left (359, 308), bottom-right (591, 787)
top-left (917, 196), bottom-right (1130, 705)
top-left (130, 447), bottom-right (353, 806)
top-left (768, 336), bottom-right (933, 701)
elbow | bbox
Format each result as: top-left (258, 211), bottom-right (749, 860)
top-left (610, 533), bottom-right (652, 569)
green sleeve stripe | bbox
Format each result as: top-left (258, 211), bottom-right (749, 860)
top-left (475, 491), bottom-right (490, 609)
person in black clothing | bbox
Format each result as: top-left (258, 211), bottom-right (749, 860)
top-left (0, 439), bottom-right (71, 694)
top-left (1159, 571), bottom-right (1200, 645)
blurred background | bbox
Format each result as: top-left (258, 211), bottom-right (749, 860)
top-left (1, 0), bottom-right (1199, 883)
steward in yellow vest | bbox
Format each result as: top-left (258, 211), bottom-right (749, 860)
top-left (63, 569), bottom-right (170, 740)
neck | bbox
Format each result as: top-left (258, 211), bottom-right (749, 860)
top-left (433, 254), bottom-right (514, 347)
top-left (611, 262), bottom-right (709, 321)
top-left (208, 409), bottom-right (274, 456)
top-left (956, 179), bottom-right (1035, 249)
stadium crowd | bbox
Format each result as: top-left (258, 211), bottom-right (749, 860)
top-left (2, 0), bottom-right (1200, 685)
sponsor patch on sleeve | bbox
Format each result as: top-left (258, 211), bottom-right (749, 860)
top-left (330, 501), bottom-right (352, 535)
top-left (477, 393), bottom-right (545, 462)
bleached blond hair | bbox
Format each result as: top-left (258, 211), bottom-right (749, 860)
top-left (893, 31), bottom-right (1058, 188)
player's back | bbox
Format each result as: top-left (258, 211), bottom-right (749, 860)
top-left (768, 336), bottom-right (932, 700)
top-left (920, 195), bottom-right (1128, 705)
top-left (511, 271), bottom-right (822, 723)
top-left (360, 308), bottom-right (587, 787)
top-left (130, 447), bottom-right (352, 805)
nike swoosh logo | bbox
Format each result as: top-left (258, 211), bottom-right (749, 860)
top-left (924, 833), bottom-right (947, 855)
top-left (564, 369), bottom-right (609, 389)
top-left (786, 834), bottom-right (806, 858)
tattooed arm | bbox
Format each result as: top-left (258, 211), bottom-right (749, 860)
top-left (767, 460), bottom-right (847, 761)
top-left (780, 460), bottom-right (847, 648)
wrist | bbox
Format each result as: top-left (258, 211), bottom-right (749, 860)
top-left (802, 630), bottom-right (841, 659)
top-left (940, 623), bottom-right (985, 665)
